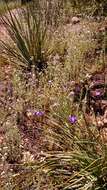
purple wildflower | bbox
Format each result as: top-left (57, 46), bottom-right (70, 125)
top-left (68, 115), bottom-right (77, 124)
top-left (95, 91), bottom-right (101, 96)
top-left (34, 111), bottom-right (44, 116)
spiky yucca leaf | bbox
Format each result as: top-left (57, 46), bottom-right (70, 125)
top-left (39, 112), bottom-right (107, 190)
top-left (0, 0), bottom-right (61, 72)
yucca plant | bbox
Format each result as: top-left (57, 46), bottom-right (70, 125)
top-left (0, 0), bottom-right (63, 73)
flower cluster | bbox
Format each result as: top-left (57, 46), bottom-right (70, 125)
top-left (68, 115), bottom-right (77, 124)
top-left (34, 111), bottom-right (44, 116)
top-left (26, 110), bottom-right (44, 117)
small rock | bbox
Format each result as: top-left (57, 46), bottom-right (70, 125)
top-left (71, 17), bottom-right (80, 24)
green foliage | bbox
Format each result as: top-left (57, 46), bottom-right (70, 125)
top-left (0, 0), bottom-right (63, 73)
top-left (39, 112), bottom-right (107, 190)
